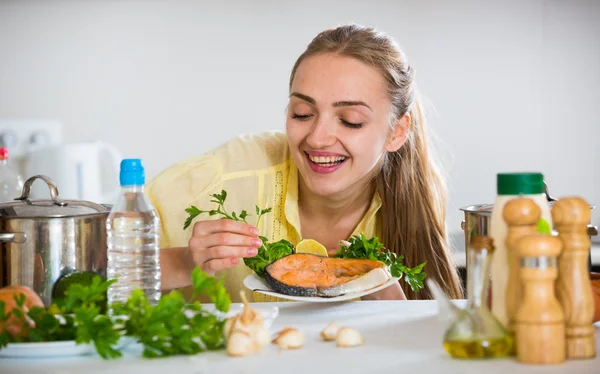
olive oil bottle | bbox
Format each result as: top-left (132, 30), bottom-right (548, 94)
top-left (442, 236), bottom-right (513, 359)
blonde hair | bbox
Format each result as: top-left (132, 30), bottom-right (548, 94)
top-left (289, 24), bottom-right (462, 299)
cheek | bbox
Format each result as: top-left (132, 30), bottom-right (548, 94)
top-left (347, 131), bottom-right (388, 164)
top-left (285, 120), bottom-right (303, 149)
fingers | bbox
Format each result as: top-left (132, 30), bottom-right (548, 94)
top-left (202, 257), bottom-right (241, 274)
top-left (193, 219), bottom-right (259, 237)
top-left (199, 231), bottom-right (263, 249)
top-left (188, 219), bottom-right (264, 272)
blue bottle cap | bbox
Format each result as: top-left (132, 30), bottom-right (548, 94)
top-left (120, 159), bottom-right (145, 186)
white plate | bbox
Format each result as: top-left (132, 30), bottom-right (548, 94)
top-left (0, 336), bottom-right (135, 358)
top-left (243, 273), bottom-right (401, 302)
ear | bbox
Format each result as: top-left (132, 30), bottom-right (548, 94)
top-left (385, 112), bottom-right (411, 152)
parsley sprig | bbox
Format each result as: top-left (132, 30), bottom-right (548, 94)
top-left (334, 233), bottom-right (427, 292)
top-left (183, 190), bottom-right (272, 230)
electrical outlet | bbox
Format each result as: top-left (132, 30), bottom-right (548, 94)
top-left (0, 119), bottom-right (63, 160)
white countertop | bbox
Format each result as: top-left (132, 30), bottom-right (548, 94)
top-left (1, 300), bottom-right (598, 374)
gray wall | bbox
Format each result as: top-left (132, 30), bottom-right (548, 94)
top-left (1, 0), bottom-right (598, 250)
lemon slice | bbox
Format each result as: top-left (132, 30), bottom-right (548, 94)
top-left (295, 239), bottom-right (328, 257)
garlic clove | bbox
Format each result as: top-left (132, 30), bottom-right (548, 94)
top-left (255, 326), bottom-right (271, 348)
top-left (336, 327), bottom-right (364, 347)
top-left (272, 327), bottom-right (304, 349)
top-left (320, 321), bottom-right (341, 341)
top-left (227, 330), bottom-right (254, 357)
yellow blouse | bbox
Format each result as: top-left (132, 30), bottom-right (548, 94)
top-left (146, 131), bottom-right (382, 302)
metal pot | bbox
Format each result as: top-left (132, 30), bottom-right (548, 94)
top-left (0, 175), bottom-right (110, 306)
top-left (460, 192), bottom-right (598, 270)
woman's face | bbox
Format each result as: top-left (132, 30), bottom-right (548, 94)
top-left (286, 53), bottom-right (405, 198)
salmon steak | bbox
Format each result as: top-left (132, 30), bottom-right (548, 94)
top-left (264, 253), bottom-right (392, 297)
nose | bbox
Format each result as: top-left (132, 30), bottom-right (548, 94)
top-left (306, 117), bottom-right (336, 149)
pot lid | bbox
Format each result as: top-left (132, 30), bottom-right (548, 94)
top-left (0, 199), bottom-right (109, 218)
top-left (0, 175), bottom-right (109, 218)
top-left (460, 204), bottom-right (494, 214)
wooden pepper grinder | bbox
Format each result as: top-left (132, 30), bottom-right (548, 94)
top-left (515, 234), bottom-right (565, 364)
top-left (503, 198), bottom-right (541, 334)
top-left (552, 197), bottom-right (596, 359)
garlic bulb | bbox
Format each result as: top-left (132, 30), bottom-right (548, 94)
top-left (336, 327), bottom-right (364, 347)
top-left (225, 291), bottom-right (270, 357)
top-left (320, 321), bottom-right (340, 341)
top-left (272, 327), bottom-right (304, 349)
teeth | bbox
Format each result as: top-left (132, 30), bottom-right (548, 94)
top-left (308, 155), bottom-right (346, 164)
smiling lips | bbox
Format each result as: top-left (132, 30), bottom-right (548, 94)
top-left (305, 152), bottom-right (347, 174)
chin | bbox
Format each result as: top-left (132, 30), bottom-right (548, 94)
top-left (304, 179), bottom-right (345, 197)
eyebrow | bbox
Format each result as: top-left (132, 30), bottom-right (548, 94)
top-left (290, 92), bottom-right (373, 112)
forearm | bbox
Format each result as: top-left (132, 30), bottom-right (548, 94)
top-left (160, 247), bottom-right (194, 290)
top-left (361, 282), bottom-right (406, 301)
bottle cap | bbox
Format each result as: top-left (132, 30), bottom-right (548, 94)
top-left (119, 159), bottom-right (145, 186)
top-left (0, 147), bottom-right (8, 161)
top-left (497, 173), bottom-right (544, 195)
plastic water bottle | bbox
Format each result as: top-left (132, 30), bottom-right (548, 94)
top-left (0, 147), bottom-right (24, 203)
top-left (106, 159), bottom-right (161, 307)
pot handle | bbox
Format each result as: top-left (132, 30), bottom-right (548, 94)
top-left (588, 225), bottom-right (598, 237)
top-left (14, 175), bottom-right (67, 207)
top-left (0, 232), bottom-right (27, 243)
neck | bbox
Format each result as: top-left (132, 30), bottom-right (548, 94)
top-left (298, 176), bottom-right (376, 225)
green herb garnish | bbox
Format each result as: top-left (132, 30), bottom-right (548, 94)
top-left (244, 238), bottom-right (294, 278)
top-left (0, 276), bottom-right (121, 359)
top-left (334, 233), bottom-right (427, 292)
top-left (183, 190), bottom-right (291, 278)
top-left (0, 267), bottom-right (231, 360)
top-left (183, 190), bottom-right (272, 230)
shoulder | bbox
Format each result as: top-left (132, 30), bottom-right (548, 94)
top-left (146, 131), bottom-right (290, 208)
top-left (205, 130), bottom-right (290, 173)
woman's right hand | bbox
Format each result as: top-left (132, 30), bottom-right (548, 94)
top-left (188, 219), bottom-right (263, 276)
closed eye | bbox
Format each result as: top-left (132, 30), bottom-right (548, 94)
top-left (341, 119), bottom-right (363, 129)
top-left (291, 113), bottom-right (313, 121)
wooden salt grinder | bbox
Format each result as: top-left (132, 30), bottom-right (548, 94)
top-left (515, 234), bottom-right (565, 364)
top-left (503, 198), bottom-right (541, 333)
top-left (552, 197), bottom-right (596, 359)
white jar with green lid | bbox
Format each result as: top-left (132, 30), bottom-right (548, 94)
top-left (489, 172), bottom-right (552, 327)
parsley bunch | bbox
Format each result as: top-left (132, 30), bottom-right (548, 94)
top-left (0, 277), bottom-right (121, 359)
top-left (334, 233), bottom-right (427, 292)
top-left (111, 268), bottom-right (230, 358)
top-left (0, 268), bottom-right (231, 360)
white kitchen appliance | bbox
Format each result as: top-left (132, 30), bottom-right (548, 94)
top-left (23, 142), bottom-right (122, 204)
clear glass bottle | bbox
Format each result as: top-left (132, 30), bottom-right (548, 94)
top-left (0, 147), bottom-right (24, 202)
top-left (106, 159), bottom-right (161, 307)
top-left (443, 236), bottom-right (513, 359)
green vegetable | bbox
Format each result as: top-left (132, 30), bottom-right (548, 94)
top-left (0, 267), bottom-right (231, 360)
top-left (244, 238), bottom-right (294, 278)
top-left (0, 276), bottom-right (121, 359)
top-left (52, 270), bottom-right (108, 313)
top-left (183, 190), bottom-right (291, 277)
top-left (110, 268), bottom-right (230, 358)
top-left (333, 233), bottom-right (427, 292)
top-left (183, 190), bottom-right (272, 230)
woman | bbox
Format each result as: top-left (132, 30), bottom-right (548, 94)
top-left (147, 24), bottom-right (463, 302)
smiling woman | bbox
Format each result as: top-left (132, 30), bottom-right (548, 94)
top-left (147, 24), bottom-right (463, 302)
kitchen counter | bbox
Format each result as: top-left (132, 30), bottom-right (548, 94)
top-left (1, 300), bottom-right (598, 374)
